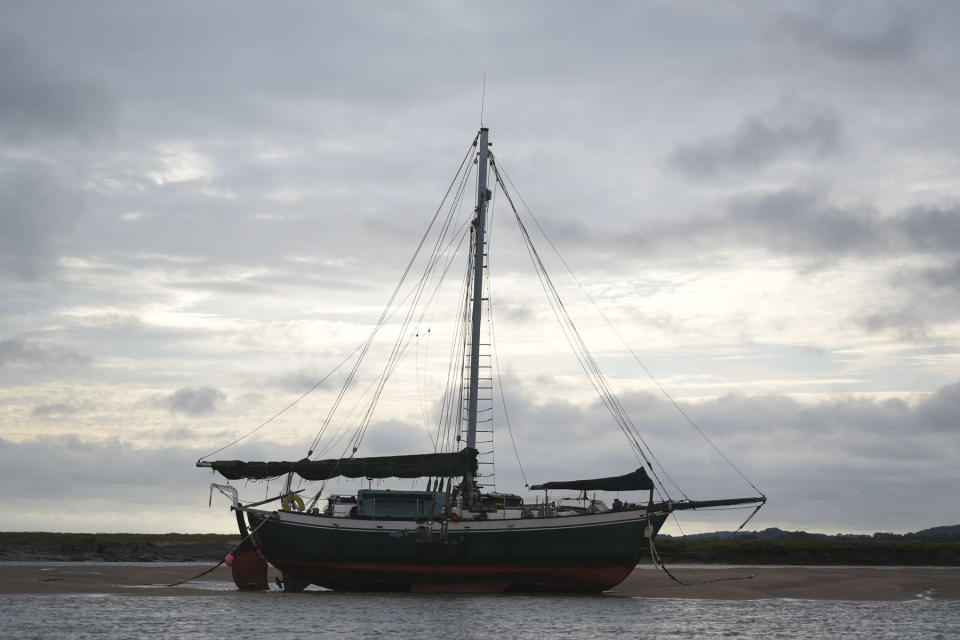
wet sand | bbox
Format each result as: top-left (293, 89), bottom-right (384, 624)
top-left (1, 564), bottom-right (958, 599)
top-left (610, 566), bottom-right (960, 600)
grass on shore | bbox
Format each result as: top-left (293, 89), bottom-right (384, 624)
top-left (0, 532), bottom-right (240, 544)
top-left (655, 537), bottom-right (960, 565)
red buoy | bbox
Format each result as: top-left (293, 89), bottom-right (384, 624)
top-left (230, 550), bottom-right (268, 591)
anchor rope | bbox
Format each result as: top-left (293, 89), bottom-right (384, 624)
top-left (647, 530), bottom-right (756, 587)
top-left (166, 514), bottom-right (270, 588)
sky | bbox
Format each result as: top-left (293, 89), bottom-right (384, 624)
top-left (1, 1), bottom-right (959, 535)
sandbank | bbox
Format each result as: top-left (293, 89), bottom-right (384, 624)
top-left (1, 564), bottom-right (957, 600)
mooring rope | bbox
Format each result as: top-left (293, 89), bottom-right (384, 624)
top-left (167, 515), bottom-right (270, 588)
top-left (647, 525), bottom-right (756, 587)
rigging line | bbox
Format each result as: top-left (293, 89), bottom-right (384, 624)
top-left (305, 272), bottom-right (434, 457)
top-left (511, 194), bottom-right (651, 474)
top-left (489, 304), bottom-right (528, 487)
top-left (494, 159), bottom-right (764, 499)
top-left (306, 134), bottom-right (478, 458)
top-left (492, 163), bottom-right (645, 455)
top-left (491, 159), bottom-right (687, 499)
top-left (439, 252), bottom-right (474, 454)
top-left (387, 215), bottom-right (474, 452)
top-left (415, 330), bottom-right (428, 439)
top-left (484, 189), bottom-right (529, 487)
top-left (479, 184), bottom-right (499, 489)
top-left (648, 533), bottom-right (755, 588)
top-left (412, 216), bottom-right (475, 440)
top-left (435, 166), bottom-right (486, 455)
top-left (167, 515), bottom-right (271, 587)
top-left (493, 160), bottom-right (683, 501)
top-left (311, 202), bottom-right (462, 458)
top-left (350, 217), bottom-right (472, 455)
top-left (350, 154), bottom-right (478, 455)
top-left (196, 341), bottom-right (364, 464)
top-left (376, 162), bottom-right (475, 452)
top-left (434, 227), bottom-right (467, 448)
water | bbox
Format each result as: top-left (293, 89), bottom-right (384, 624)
top-left (1, 591), bottom-right (957, 639)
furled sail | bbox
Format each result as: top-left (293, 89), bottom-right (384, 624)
top-left (208, 447), bottom-right (479, 481)
top-left (529, 467), bottom-right (654, 492)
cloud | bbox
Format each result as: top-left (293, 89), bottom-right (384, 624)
top-left (669, 98), bottom-right (841, 177)
top-left (0, 36), bottom-right (113, 143)
top-left (32, 402), bottom-right (80, 417)
top-left (779, 6), bottom-right (917, 63)
top-left (614, 189), bottom-right (960, 263)
top-left (916, 380), bottom-right (960, 432)
top-left (913, 259), bottom-right (960, 291)
top-left (0, 338), bottom-right (90, 368)
top-left (2, 378), bottom-right (958, 533)
top-left (156, 386), bottom-right (226, 416)
top-left (0, 1), bottom-right (958, 538)
top-left (855, 256), bottom-right (960, 338)
top-left (895, 207), bottom-right (960, 254)
top-left (0, 162), bottom-right (85, 279)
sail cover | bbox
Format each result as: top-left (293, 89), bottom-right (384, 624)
top-left (210, 447), bottom-right (479, 482)
top-left (529, 467), bottom-right (654, 492)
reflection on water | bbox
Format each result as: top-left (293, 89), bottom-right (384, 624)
top-left (1, 592), bottom-right (957, 639)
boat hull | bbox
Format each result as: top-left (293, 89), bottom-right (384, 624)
top-left (244, 508), bottom-right (669, 593)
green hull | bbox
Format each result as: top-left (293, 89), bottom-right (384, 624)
top-left (246, 509), bottom-right (669, 592)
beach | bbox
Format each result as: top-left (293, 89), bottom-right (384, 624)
top-left (2, 563), bottom-right (958, 600)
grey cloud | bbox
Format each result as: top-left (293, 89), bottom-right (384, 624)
top-left (168, 272), bottom-right (370, 296)
top-left (0, 35), bottom-right (113, 142)
top-left (857, 257), bottom-right (960, 337)
top-left (779, 7), bottom-right (917, 63)
top-left (271, 368), bottom-right (338, 394)
top-left (0, 338), bottom-right (90, 367)
top-left (857, 307), bottom-right (960, 343)
top-left (895, 208), bottom-right (960, 253)
top-left (0, 162), bottom-right (84, 279)
top-left (157, 386), bottom-right (226, 416)
top-left (917, 380), bottom-right (960, 432)
top-left (914, 259), bottom-right (960, 291)
top-left (32, 402), bottom-right (80, 417)
top-left (620, 189), bottom-right (960, 261)
top-left (161, 427), bottom-right (198, 442)
top-left (858, 308), bottom-right (933, 341)
top-left (723, 189), bottom-right (873, 256)
top-left (669, 98), bottom-right (841, 177)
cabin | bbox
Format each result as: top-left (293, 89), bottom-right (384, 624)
top-left (355, 489), bottom-right (447, 520)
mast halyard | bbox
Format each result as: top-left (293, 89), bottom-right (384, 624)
top-left (464, 127), bottom-right (490, 510)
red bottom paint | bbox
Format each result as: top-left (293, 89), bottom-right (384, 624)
top-left (271, 558), bottom-right (635, 593)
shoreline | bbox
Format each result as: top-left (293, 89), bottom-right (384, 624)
top-left (3, 532), bottom-right (958, 566)
top-left (2, 564), bottom-right (958, 600)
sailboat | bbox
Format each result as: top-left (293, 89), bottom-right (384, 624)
top-left (198, 127), bottom-right (765, 593)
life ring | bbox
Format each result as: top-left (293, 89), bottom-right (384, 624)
top-left (282, 494), bottom-right (305, 512)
